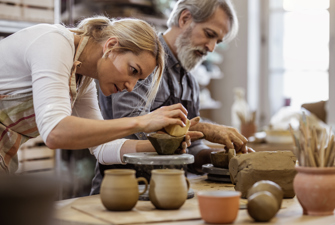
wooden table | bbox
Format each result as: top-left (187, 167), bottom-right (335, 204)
top-left (203, 140), bottom-right (296, 152)
top-left (53, 175), bottom-right (335, 225)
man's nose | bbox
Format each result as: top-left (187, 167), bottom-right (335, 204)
top-left (206, 40), bottom-right (217, 52)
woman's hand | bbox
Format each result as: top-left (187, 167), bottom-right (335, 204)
top-left (174, 116), bottom-right (204, 154)
top-left (139, 103), bottom-right (188, 133)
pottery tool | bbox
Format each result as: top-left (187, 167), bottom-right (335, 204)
top-left (237, 111), bottom-right (246, 125)
top-left (237, 111), bottom-right (256, 125)
top-left (289, 116), bottom-right (335, 167)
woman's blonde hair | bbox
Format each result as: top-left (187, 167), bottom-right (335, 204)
top-left (70, 15), bottom-right (164, 110)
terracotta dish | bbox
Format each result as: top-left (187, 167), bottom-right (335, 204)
top-left (147, 133), bottom-right (185, 155)
top-left (197, 190), bottom-right (241, 224)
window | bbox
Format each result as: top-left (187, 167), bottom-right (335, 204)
top-left (268, 0), bottom-right (329, 111)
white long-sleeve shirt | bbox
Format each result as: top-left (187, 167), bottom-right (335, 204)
top-left (0, 23), bottom-right (125, 164)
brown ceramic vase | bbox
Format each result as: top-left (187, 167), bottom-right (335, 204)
top-left (100, 169), bottom-right (148, 211)
top-left (293, 166), bottom-right (335, 216)
top-left (149, 169), bottom-right (190, 209)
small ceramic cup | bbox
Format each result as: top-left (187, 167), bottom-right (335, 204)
top-left (100, 169), bottom-right (148, 211)
top-left (197, 190), bottom-right (241, 224)
top-left (149, 169), bottom-right (190, 209)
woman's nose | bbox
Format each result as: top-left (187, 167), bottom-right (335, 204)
top-left (125, 78), bottom-right (138, 92)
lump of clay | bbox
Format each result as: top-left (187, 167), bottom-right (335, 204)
top-left (164, 119), bottom-right (190, 137)
top-left (247, 180), bottom-right (283, 209)
top-left (229, 151), bottom-right (297, 198)
top-left (247, 191), bottom-right (278, 222)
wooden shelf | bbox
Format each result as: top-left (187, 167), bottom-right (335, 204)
top-left (0, 19), bottom-right (37, 33)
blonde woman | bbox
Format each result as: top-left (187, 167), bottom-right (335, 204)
top-left (0, 16), bottom-right (202, 174)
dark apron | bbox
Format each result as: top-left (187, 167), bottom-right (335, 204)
top-left (99, 68), bottom-right (198, 181)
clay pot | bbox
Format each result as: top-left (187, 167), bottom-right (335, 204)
top-left (149, 169), bottom-right (190, 209)
top-left (210, 150), bottom-right (229, 168)
top-left (293, 166), bottom-right (335, 216)
top-left (241, 122), bottom-right (257, 139)
top-left (210, 149), bottom-right (236, 168)
top-left (100, 169), bottom-right (148, 211)
top-left (247, 180), bottom-right (283, 209)
top-left (147, 133), bottom-right (185, 155)
top-left (197, 190), bottom-right (241, 224)
top-left (247, 191), bottom-right (278, 222)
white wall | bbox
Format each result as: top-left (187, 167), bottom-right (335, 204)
top-left (328, 0), bottom-right (335, 126)
top-left (211, 0), bottom-right (261, 127)
top-left (210, 0), bottom-right (335, 128)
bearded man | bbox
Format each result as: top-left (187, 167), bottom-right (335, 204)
top-left (90, 0), bottom-right (254, 195)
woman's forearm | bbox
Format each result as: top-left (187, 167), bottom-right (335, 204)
top-left (46, 116), bottom-right (143, 149)
top-left (46, 103), bottom-right (188, 150)
top-left (120, 140), bottom-right (155, 161)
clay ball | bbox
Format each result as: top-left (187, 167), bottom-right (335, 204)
top-left (247, 191), bottom-right (279, 222)
top-left (247, 180), bottom-right (283, 209)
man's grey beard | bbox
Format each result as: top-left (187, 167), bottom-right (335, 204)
top-left (175, 26), bottom-right (207, 72)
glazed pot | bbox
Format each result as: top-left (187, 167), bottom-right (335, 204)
top-left (100, 169), bottom-right (148, 211)
top-left (293, 166), bottom-right (335, 216)
top-left (149, 169), bottom-right (190, 209)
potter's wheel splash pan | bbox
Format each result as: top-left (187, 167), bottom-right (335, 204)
top-left (123, 152), bottom-right (194, 165)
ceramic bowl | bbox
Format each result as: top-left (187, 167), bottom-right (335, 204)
top-left (197, 190), bottom-right (241, 224)
top-left (265, 129), bottom-right (293, 144)
top-left (147, 133), bottom-right (185, 155)
top-left (210, 150), bottom-right (229, 168)
top-left (210, 149), bottom-right (236, 168)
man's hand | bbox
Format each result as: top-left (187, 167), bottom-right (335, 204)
top-left (228, 143), bottom-right (255, 154)
top-left (190, 122), bottom-right (250, 153)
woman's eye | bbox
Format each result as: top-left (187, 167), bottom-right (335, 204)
top-left (131, 67), bottom-right (138, 75)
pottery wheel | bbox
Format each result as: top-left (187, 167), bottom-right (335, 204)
top-left (202, 164), bottom-right (232, 183)
top-left (138, 184), bottom-right (194, 201)
top-left (123, 152), bottom-right (194, 165)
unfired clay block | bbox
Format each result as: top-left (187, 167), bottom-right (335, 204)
top-left (229, 151), bottom-right (297, 198)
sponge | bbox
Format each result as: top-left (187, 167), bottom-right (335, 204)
top-left (164, 119), bottom-right (190, 137)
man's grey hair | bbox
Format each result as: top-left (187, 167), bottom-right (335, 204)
top-left (167, 0), bottom-right (239, 43)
